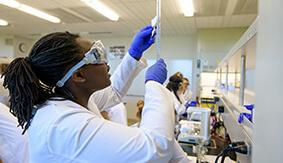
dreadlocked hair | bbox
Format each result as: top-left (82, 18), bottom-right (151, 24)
top-left (2, 32), bottom-right (84, 133)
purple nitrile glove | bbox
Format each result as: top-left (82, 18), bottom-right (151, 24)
top-left (244, 104), bottom-right (254, 111)
top-left (128, 25), bottom-right (156, 60)
top-left (238, 113), bottom-right (253, 124)
top-left (185, 101), bottom-right (191, 109)
top-left (185, 101), bottom-right (197, 108)
top-left (145, 59), bottom-right (167, 84)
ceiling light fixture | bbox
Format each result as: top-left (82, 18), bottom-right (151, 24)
top-left (0, 0), bottom-right (20, 8)
top-left (179, 0), bottom-right (194, 17)
top-left (0, 19), bottom-right (8, 26)
top-left (80, 0), bottom-right (119, 21)
top-left (0, 0), bottom-right (61, 23)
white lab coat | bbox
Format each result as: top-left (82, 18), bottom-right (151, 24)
top-left (0, 103), bottom-right (29, 163)
top-left (107, 102), bottom-right (127, 125)
top-left (28, 54), bottom-right (176, 163)
top-left (100, 102), bottom-right (191, 162)
top-left (183, 89), bottom-right (193, 102)
top-left (171, 91), bottom-right (186, 116)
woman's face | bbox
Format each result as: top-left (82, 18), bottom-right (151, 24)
top-left (177, 83), bottom-right (184, 92)
top-left (182, 80), bottom-right (189, 90)
top-left (76, 37), bottom-right (111, 92)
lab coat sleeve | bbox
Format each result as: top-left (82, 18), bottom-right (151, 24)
top-left (184, 90), bottom-right (193, 101)
top-left (169, 139), bottom-right (193, 163)
top-left (47, 81), bottom-right (176, 163)
top-left (107, 103), bottom-right (128, 125)
top-left (0, 103), bottom-right (29, 163)
top-left (171, 92), bottom-right (186, 115)
top-left (88, 53), bottom-right (147, 112)
top-left (140, 81), bottom-right (175, 139)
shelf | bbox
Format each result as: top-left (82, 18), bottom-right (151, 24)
top-left (220, 95), bottom-right (253, 144)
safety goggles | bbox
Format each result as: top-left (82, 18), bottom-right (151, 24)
top-left (56, 40), bottom-right (107, 87)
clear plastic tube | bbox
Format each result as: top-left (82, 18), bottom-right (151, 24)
top-left (156, 0), bottom-right (161, 60)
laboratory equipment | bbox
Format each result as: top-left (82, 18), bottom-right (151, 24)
top-left (177, 107), bottom-right (210, 144)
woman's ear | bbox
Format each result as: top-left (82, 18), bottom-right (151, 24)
top-left (71, 69), bottom-right (87, 84)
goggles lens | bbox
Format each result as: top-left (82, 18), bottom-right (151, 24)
top-left (92, 40), bottom-right (107, 63)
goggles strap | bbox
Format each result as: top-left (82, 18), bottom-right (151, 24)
top-left (56, 60), bottom-right (86, 87)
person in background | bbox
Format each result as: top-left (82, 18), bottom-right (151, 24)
top-left (0, 103), bottom-right (29, 163)
top-left (166, 73), bottom-right (191, 121)
top-left (130, 99), bottom-right (144, 127)
top-left (100, 110), bottom-right (110, 120)
top-left (136, 99), bottom-right (144, 119)
top-left (3, 25), bottom-right (178, 163)
top-left (174, 71), bottom-right (183, 79)
top-left (182, 77), bottom-right (193, 102)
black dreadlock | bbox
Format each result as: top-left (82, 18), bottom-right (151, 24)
top-left (2, 32), bottom-right (84, 133)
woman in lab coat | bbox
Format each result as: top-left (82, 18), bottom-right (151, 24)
top-left (182, 77), bottom-right (193, 102)
top-left (0, 102), bottom-right (29, 163)
top-left (166, 73), bottom-right (190, 121)
top-left (3, 26), bottom-right (178, 163)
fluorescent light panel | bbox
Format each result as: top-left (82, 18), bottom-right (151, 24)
top-left (0, 0), bottom-right (61, 23)
top-left (0, 0), bottom-right (20, 8)
top-left (19, 4), bottom-right (61, 23)
top-left (0, 19), bottom-right (8, 26)
top-left (81, 0), bottom-right (119, 21)
top-left (179, 0), bottom-right (194, 17)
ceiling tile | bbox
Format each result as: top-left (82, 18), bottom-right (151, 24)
top-left (0, 0), bottom-right (258, 37)
top-left (228, 14), bottom-right (257, 27)
top-left (233, 0), bottom-right (258, 15)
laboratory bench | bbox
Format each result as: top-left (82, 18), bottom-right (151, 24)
top-left (178, 95), bottom-right (238, 162)
top-left (179, 135), bottom-right (237, 162)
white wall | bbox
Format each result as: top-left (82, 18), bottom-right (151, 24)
top-left (0, 35), bottom-right (33, 97)
top-left (13, 36), bottom-right (34, 57)
top-left (0, 35), bottom-right (14, 57)
top-left (253, 0), bottom-right (283, 162)
top-left (197, 28), bottom-right (247, 70)
top-left (195, 28), bottom-right (247, 97)
top-left (0, 35), bottom-right (33, 58)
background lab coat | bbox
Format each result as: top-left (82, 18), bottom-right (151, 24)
top-left (0, 103), bottom-right (29, 163)
top-left (170, 91), bottom-right (186, 116)
top-left (183, 89), bottom-right (193, 102)
top-left (28, 54), bottom-right (176, 163)
top-left (107, 102), bottom-right (127, 125)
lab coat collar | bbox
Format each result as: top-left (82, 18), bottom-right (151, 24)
top-left (47, 98), bottom-right (101, 117)
top-left (47, 97), bottom-right (86, 111)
